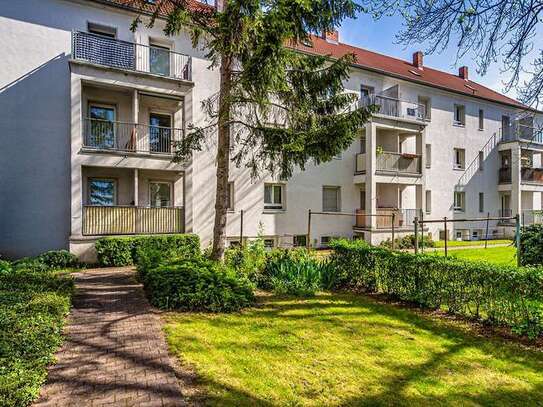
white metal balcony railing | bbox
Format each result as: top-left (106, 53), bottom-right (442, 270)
top-left (83, 118), bottom-right (183, 155)
top-left (82, 205), bottom-right (184, 236)
top-left (72, 31), bottom-right (192, 81)
top-left (360, 94), bottom-right (426, 122)
top-left (355, 208), bottom-right (421, 230)
top-left (500, 123), bottom-right (543, 144)
top-left (522, 209), bottom-right (543, 226)
top-left (355, 152), bottom-right (422, 175)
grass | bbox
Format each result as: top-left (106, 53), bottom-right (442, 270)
top-left (0, 266), bottom-right (74, 407)
top-left (434, 239), bottom-right (512, 248)
top-left (432, 245), bottom-right (518, 266)
top-left (164, 293), bottom-right (543, 406)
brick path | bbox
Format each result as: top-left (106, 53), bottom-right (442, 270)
top-left (35, 267), bottom-right (196, 407)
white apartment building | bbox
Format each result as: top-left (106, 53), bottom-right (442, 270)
top-left (1, 0), bottom-right (541, 261)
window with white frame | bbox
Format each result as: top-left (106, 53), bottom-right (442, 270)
top-left (454, 191), bottom-right (466, 212)
top-left (88, 178), bottom-right (116, 206)
top-left (87, 22), bottom-right (117, 38)
top-left (149, 41), bottom-right (171, 76)
top-left (418, 96), bottom-right (431, 120)
top-left (453, 104), bottom-right (465, 125)
top-left (322, 186), bottom-right (341, 212)
top-left (425, 144), bottom-right (431, 168)
top-left (88, 104), bottom-right (116, 149)
top-left (264, 184), bottom-right (284, 210)
top-left (149, 182), bottom-right (172, 207)
top-left (226, 181), bottom-right (234, 210)
top-left (293, 235), bottom-right (307, 247)
top-left (453, 148), bottom-right (465, 170)
top-left (425, 190), bottom-right (432, 214)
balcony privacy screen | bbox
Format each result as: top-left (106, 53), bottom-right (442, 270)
top-left (74, 32), bottom-right (135, 70)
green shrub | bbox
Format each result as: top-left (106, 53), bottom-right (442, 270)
top-left (380, 234), bottom-right (435, 250)
top-left (0, 263), bottom-right (73, 406)
top-left (224, 239), bottom-right (267, 285)
top-left (141, 257), bottom-right (254, 312)
top-left (328, 239), bottom-right (543, 338)
top-left (262, 249), bottom-right (329, 296)
top-left (95, 234), bottom-right (200, 267)
top-left (520, 224), bottom-right (543, 266)
top-left (38, 250), bottom-right (79, 269)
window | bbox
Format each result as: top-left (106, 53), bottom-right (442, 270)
top-left (453, 148), bottom-right (465, 170)
top-left (454, 191), bottom-right (465, 212)
top-left (149, 42), bottom-right (171, 76)
top-left (418, 96), bottom-right (431, 120)
top-left (479, 192), bottom-right (484, 213)
top-left (226, 181), bottom-right (234, 210)
top-left (263, 239), bottom-right (275, 248)
top-left (321, 236), bottom-right (332, 246)
top-left (87, 22), bottom-right (117, 38)
top-left (472, 230), bottom-right (480, 240)
top-left (149, 182), bottom-right (172, 207)
top-left (478, 109), bottom-right (484, 130)
top-left (425, 190), bottom-right (432, 214)
top-left (293, 235), bottom-right (307, 247)
top-left (88, 104), bottom-right (116, 149)
top-left (264, 184), bottom-right (284, 210)
top-left (149, 113), bottom-right (172, 153)
top-left (360, 85), bottom-right (374, 106)
top-left (425, 144), bottom-right (431, 168)
top-left (322, 186), bottom-right (341, 212)
top-left (478, 151), bottom-right (484, 170)
top-left (454, 104), bottom-right (465, 125)
top-left (228, 239), bottom-right (241, 248)
top-left (88, 179), bottom-right (116, 206)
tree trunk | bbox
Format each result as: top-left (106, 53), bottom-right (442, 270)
top-left (210, 55), bottom-right (232, 260)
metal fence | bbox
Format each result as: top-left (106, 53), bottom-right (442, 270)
top-left (360, 94), bottom-right (426, 121)
top-left (72, 31), bottom-right (192, 81)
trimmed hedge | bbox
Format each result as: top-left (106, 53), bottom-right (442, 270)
top-left (329, 239), bottom-right (543, 338)
top-left (0, 260), bottom-right (74, 406)
top-left (139, 257), bottom-right (254, 312)
top-left (520, 224), bottom-right (543, 266)
top-left (95, 234), bottom-right (200, 266)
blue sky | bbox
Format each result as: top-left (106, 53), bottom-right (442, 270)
top-left (338, 12), bottom-right (517, 99)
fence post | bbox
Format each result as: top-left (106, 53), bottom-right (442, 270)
top-left (391, 213), bottom-right (395, 250)
top-left (420, 211), bottom-right (425, 253)
top-left (485, 212), bottom-right (490, 249)
top-left (240, 209), bottom-right (244, 247)
top-left (443, 217), bottom-right (448, 257)
top-left (515, 214), bottom-right (521, 267)
top-left (307, 209), bottom-right (312, 249)
top-left (414, 216), bottom-right (419, 254)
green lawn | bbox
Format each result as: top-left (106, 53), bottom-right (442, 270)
top-left (434, 239), bottom-right (512, 248)
top-left (164, 293), bottom-right (543, 406)
top-left (432, 245), bottom-right (517, 266)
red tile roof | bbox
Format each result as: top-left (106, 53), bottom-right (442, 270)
top-left (295, 35), bottom-right (530, 110)
top-left (90, 1), bottom-right (530, 110)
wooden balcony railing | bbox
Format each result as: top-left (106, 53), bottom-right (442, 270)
top-left (72, 31), bottom-right (192, 81)
top-left (355, 208), bottom-right (421, 230)
top-left (82, 206), bottom-right (184, 236)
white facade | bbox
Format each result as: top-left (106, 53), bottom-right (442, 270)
top-left (1, 0), bottom-right (542, 260)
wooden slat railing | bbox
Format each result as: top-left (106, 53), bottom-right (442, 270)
top-left (83, 206), bottom-right (184, 236)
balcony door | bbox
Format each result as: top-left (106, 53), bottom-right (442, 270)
top-left (501, 194), bottom-right (511, 216)
top-left (149, 182), bottom-right (172, 207)
top-left (149, 113), bottom-right (172, 153)
top-left (149, 44), bottom-right (170, 76)
top-left (89, 104), bottom-right (116, 149)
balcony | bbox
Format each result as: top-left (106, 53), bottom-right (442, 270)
top-left (354, 208), bottom-right (421, 230)
top-left (499, 167), bottom-right (512, 184)
top-left (355, 152), bottom-right (422, 175)
top-left (82, 206), bottom-right (184, 236)
top-left (82, 118), bottom-right (183, 156)
top-left (522, 209), bottom-right (543, 226)
top-left (500, 122), bottom-right (542, 144)
top-left (72, 31), bottom-right (192, 81)
top-left (521, 167), bottom-right (543, 184)
top-left (361, 94), bottom-right (426, 122)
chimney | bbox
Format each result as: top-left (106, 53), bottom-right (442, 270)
top-left (322, 30), bottom-right (339, 43)
top-left (413, 51), bottom-right (423, 69)
top-left (459, 66), bottom-right (469, 80)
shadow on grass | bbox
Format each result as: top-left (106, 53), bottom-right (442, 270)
top-left (167, 292), bottom-right (543, 406)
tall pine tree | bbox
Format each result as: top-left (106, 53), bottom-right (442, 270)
top-left (133, 0), bottom-right (372, 259)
